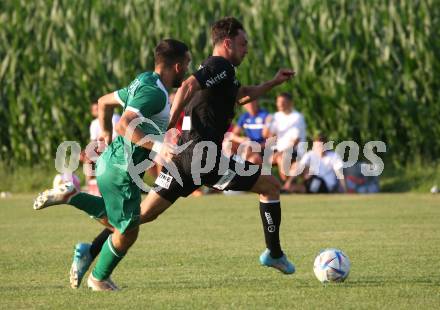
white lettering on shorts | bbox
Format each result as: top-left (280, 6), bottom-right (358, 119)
top-left (212, 169), bottom-right (236, 190)
top-left (232, 154), bottom-right (245, 164)
top-left (155, 172), bottom-right (173, 189)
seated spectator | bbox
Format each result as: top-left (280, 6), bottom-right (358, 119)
top-left (344, 162), bottom-right (380, 193)
top-left (263, 92), bottom-right (306, 180)
top-left (283, 134), bottom-right (346, 193)
top-left (230, 99), bottom-right (270, 164)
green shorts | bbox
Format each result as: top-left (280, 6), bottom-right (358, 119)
top-left (96, 151), bottom-right (141, 234)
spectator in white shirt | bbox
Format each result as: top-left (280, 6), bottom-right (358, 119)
top-left (84, 101), bottom-right (120, 194)
top-left (263, 92), bottom-right (307, 180)
top-left (283, 134), bottom-right (347, 193)
top-left (89, 101), bottom-right (120, 142)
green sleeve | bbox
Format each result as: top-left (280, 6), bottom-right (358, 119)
top-left (115, 88), bottom-right (129, 106)
top-left (126, 86), bottom-right (166, 117)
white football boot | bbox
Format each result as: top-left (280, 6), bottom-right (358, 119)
top-left (33, 182), bottom-right (78, 210)
top-left (87, 274), bottom-right (120, 291)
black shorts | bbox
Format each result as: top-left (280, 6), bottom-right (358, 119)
top-left (304, 176), bottom-right (329, 193)
top-left (153, 149), bottom-right (262, 203)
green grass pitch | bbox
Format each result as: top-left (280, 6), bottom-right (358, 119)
top-left (1, 193), bottom-right (439, 309)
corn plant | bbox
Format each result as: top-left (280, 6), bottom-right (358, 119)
top-left (0, 0), bottom-right (438, 165)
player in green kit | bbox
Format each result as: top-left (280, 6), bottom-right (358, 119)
top-left (33, 39), bottom-right (191, 291)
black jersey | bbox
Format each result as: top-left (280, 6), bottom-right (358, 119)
top-left (180, 56), bottom-right (241, 146)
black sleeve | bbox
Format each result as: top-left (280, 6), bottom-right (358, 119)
top-left (193, 58), bottom-right (235, 89)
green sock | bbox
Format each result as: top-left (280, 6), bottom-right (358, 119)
top-left (92, 235), bottom-right (125, 280)
top-left (68, 192), bottom-right (106, 218)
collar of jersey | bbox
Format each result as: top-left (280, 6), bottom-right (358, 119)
top-left (152, 72), bottom-right (166, 87)
top-left (152, 72), bottom-right (170, 104)
top-left (210, 55), bottom-right (236, 69)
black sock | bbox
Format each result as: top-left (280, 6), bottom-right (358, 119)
top-left (89, 228), bottom-right (112, 259)
top-left (259, 201), bottom-right (283, 259)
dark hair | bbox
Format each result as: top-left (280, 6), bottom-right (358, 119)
top-left (211, 17), bottom-right (245, 46)
top-left (277, 92), bottom-right (293, 101)
top-left (154, 39), bottom-right (189, 67)
top-left (314, 133), bottom-right (328, 143)
top-left (91, 101), bottom-right (98, 106)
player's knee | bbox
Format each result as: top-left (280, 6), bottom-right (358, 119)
top-left (268, 176), bottom-right (281, 195)
top-left (113, 226), bottom-right (139, 251)
top-left (143, 213), bottom-right (159, 223)
top-left (123, 226), bottom-right (139, 245)
top-left (257, 175), bottom-right (281, 197)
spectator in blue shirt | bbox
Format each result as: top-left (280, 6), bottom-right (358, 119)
top-left (230, 99), bottom-right (270, 164)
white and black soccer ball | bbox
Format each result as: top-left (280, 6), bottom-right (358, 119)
top-left (313, 248), bottom-right (350, 283)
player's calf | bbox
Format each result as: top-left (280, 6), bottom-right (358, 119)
top-left (140, 191), bottom-right (173, 224)
top-left (89, 227), bottom-right (139, 291)
top-left (250, 175), bottom-right (293, 269)
top-left (111, 226), bottom-right (139, 252)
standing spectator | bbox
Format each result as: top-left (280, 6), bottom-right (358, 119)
top-left (89, 101), bottom-right (120, 143)
top-left (263, 92), bottom-right (306, 180)
top-left (231, 99), bottom-right (270, 164)
top-left (85, 101), bottom-right (120, 195)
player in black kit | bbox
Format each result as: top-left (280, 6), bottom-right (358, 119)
top-left (79, 17), bottom-right (296, 277)
top-left (145, 17), bottom-right (296, 274)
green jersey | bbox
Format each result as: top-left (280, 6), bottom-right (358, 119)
top-left (110, 71), bottom-right (170, 166)
top-left (92, 72), bottom-right (169, 233)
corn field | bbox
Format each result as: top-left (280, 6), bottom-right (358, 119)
top-left (0, 0), bottom-right (439, 165)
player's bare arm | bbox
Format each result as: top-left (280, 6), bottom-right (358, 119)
top-left (236, 69), bottom-right (295, 105)
top-left (167, 75), bottom-right (201, 129)
top-left (116, 110), bottom-right (176, 161)
top-left (97, 92), bottom-right (120, 143)
top-left (115, 111), bottom-right (150, 147)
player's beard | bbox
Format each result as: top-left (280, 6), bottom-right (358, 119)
top-left (231, 52), bottom-right (245, 67)
top-left (172, 72), bottom-right (185, 88)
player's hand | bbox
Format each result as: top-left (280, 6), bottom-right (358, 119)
top-left (157, 142), bottom-right (179, 163)
top-left (272, 69), bottom-right (295, 85)
top-left (164, 128), bottom-right (181, 145)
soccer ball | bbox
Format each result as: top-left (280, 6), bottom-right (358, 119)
top-left (313, 248), bottom-right (350, 283)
